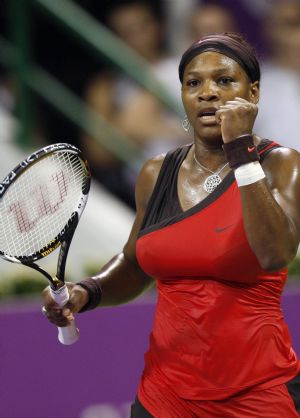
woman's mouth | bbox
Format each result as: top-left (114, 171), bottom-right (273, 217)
top-left (198, 108), bottom-right (218, 125)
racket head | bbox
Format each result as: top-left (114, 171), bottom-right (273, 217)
top-left (0, 143), bottom-right (90, 265)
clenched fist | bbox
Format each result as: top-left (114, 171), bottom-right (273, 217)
top-left (216, 97), bottom-right (258, 143)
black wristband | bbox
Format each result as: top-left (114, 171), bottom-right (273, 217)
top-left (76, 278), bottom-right (102, 313)
top-left (222, 135), bottom-right (260, 169)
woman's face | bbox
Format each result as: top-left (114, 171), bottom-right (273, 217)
top-left (181, 51), bottom-right (259, 142)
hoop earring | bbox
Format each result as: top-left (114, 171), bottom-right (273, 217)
top-left (182, 115), bottom-right (191, 132)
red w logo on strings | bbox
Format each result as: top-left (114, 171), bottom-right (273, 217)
top-left (9, 170), bottom-right (68, 233)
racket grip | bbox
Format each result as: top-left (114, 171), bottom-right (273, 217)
top-left (50, 285), bottom-right (80, 345)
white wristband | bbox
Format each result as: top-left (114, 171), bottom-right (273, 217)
top-left (234, 161), bottom-right (265, 187)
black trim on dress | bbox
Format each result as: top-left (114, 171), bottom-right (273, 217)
top-left (138, 139), bottom-right (281, 238)
top-left (286, 372), bottom-right (300, 414)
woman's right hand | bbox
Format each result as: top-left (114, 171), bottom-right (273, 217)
top-left (42, 282), bottom-right (89, 327)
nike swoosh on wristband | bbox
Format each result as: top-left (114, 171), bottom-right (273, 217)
top-left (215, 224), bottom-right (235, 233)
top-left (248, 146), bottom-right (255, 152)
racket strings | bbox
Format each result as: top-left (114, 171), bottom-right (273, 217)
top-left (0, 151), bottom-right (88, 257)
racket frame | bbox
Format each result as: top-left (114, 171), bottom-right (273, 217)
top-left (0, 142), bottom-right (91, 290)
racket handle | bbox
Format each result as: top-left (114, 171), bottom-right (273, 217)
top-left (50, 285), bottom-right (80, 345)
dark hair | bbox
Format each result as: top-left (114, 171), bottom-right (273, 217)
top-left (178, 32), bottom-right (260, 83)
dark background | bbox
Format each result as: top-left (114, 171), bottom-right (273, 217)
top-left (0, 0), bottom-right (266, 146)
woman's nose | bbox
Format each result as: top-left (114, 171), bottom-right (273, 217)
top-left (198, 81), bottom-right (218, 101)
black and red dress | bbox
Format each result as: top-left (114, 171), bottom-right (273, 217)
top-left (135, 140), bottom-right (300, 417)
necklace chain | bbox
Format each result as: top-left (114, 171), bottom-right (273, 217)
top-left (193, 153), bottom-right (229, 175)
top-left (193, 153), bottom-right (229, 193)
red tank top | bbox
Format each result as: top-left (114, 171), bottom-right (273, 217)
top-left (136, 140), bottom-right (300, 402)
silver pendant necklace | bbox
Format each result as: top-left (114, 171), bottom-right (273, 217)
top-left (193, 153), bottom-right (229, 193)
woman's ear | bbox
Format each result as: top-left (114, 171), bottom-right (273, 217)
top-left (250, 81), bottom-right (260, 104)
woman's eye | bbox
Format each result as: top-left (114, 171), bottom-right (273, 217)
top-left (219, 77), bottom-right (233, 85)
top-left (186, 79), bottom-right (199, 87)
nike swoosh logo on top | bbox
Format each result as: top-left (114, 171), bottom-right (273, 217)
top-left (215, 224), bottom-right (235, 233)
top-left (248, 146), bottom-right (255, 152)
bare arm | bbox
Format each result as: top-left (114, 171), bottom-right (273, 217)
top-left (239, 148), bottom-right (300, 270)
top-left (96, 154), bottom-right (165, 304)
top-left (217, 97), bottom-right (300, 270)
top-left (42, 155), bottom-right (164, 324)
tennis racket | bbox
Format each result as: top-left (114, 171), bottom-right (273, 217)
top-left (0, 143), bottom-right (91, 345)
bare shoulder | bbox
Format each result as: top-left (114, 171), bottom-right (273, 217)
top-left (261, 146), bottom-right (300, 187)
top-left (122, 153), bottom-right (166, 262)
top-left (262, 146), bottom-right (300, 168)
top-left (135, 153), bottom-right (166, 211)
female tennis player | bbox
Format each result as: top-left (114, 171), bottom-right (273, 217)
top-left (42, 33), bottom-right (300, 417)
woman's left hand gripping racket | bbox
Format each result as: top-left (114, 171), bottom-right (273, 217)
top-left (0, 143), bottom-right (91, 345)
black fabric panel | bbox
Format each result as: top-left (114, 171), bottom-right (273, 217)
top-left (139, 144), bottom-right (191, 231)
top-left (138, 170), bottom-right (235, 238)
top-left (138, 139), bottom-right (281, 238)
top-left (130, 397), bottom-right (154, 418)
top-left (286, 372), bottom-right (300, 414)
